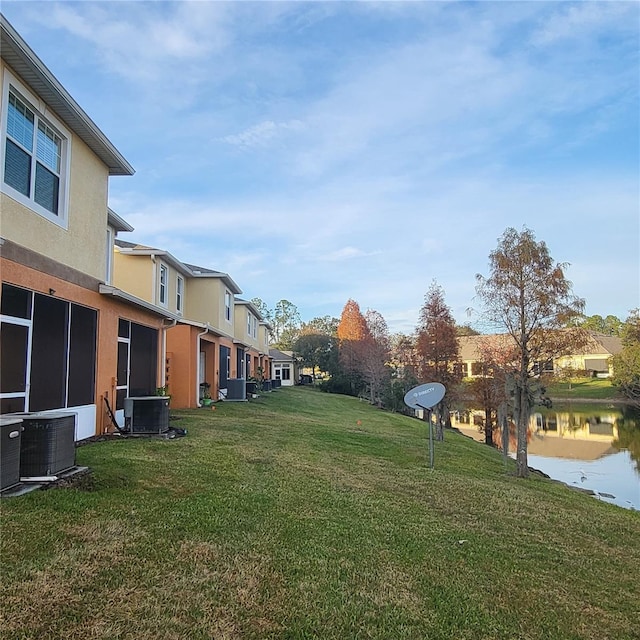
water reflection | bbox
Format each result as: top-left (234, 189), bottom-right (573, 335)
top-left (453, 403), bottom-right (640, 510)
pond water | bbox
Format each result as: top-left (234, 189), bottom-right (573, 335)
top-left (454, 403), bottom-right (640, 511)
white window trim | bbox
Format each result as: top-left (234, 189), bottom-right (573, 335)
top-left (225, 290), bottom-right (232, 323)
top-left (0, 69), bottom-right (72, 228)
top-left (158, 263), bottom-right (168, 307)
top-left (0, 311), bottom-right (33, 412)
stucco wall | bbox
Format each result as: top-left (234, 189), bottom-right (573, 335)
top-left (1, 257), bottom-right (166, 436)
top-left (185, 278), bottom-right (232, 331)
top-left (1, 61), bottom-right (110, 281)
top-left (113, 251), bottom-right (155, 303)
top-left (234, 305), bottom-right (260, 349)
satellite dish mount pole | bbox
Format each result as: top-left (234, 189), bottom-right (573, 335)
top-left (416, 403), bottom-right (434, 469)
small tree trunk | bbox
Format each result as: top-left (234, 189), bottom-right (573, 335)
top-left (498, 403), bottom-right (509, 459)
top-left (515, 385), bottom-right (530, 478)
top-left (484, 407), bottom-right (493, 446)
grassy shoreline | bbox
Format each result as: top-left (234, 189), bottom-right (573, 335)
top-left (2, 387), bottom-right (638, 639)
top-left (543, 377), bottom-right (622, 401)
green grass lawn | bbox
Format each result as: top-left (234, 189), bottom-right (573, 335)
top-left (544, 377), bottom-right (621, 400)
top-left (2, 387), bottom-right (639, 640)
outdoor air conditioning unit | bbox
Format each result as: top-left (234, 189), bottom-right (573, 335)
top-left (18, 412), bottom-right (76, 478)
top-left (245, 381), bottom-right (257, 397)
top-left (225, 379), bottom-right (246, 401)
top-left (272, 379), bottom-right (281, 389)
top-left (1, 416), bottom-right (23, 490)
top-left (124, 396), bottom-right (170, 434)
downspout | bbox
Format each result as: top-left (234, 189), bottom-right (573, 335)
top-left (196, 324), bottom-right (209, 407)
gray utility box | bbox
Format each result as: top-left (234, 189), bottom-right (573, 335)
top-left (1, 417), bottom-right (23, 490)
top-left (18, 412), bottom-right (76, 477)
top-left (124, 396), bottom-right (170, 434)
top-left (225, 379), bottom-right (247, 401)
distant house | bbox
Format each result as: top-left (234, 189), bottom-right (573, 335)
top-left (555, 333), bottom-right (622, 377)
top-left (458, 332), bottom-right (623, 379)
top-left (269, 348), bottom-right (300, 386)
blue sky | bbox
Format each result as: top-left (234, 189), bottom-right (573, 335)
top-left (4, 1), bottom-right (639, 333)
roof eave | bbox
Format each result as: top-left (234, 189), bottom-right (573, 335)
top-left (1, 15), bottom-right (134, 176)
top-left (107, 208), bottom-right (134, 233)
top-left (99, 284), bottom-right (180, 320)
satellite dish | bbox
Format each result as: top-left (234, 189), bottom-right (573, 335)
top-left (404, 383), bottom-right (446, 410)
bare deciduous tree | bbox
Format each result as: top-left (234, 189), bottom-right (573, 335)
top-left (476, 227), bottom-right (585, 477)
top-left (416, 281), bottom-right (461, 440)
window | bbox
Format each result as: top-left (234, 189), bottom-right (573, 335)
top-left (247, 312), bottom-right (257, 338)
top-left (225, 290), bottom-right (231, 322)
top-left (159, 264), bottom-right (168, 306)
top-left (176, 276), bottom-right (184, 314)
top-left (273, 364), bottom-right (291, 381)
top-left (1, 73), bottom-right (70, 226)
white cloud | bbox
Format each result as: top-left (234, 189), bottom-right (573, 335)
top-left (220, 120), bottom-right (305, 149)
top-left (4, 1), bottom-right (636, 332)
top-left (320, 246), bottom-right (375, 262)
top-left (29, 1), bottom-right (232, 87)
top-left (531, 2), bottom-right (637, 46)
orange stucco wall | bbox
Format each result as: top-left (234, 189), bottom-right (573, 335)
top-left (166, 325), bottom-right (239, 408)
top-left (1, 258), bottom-right (166, 435)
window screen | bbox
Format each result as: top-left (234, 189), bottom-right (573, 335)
top-left (0, 322), bottom-right (29, 393)
top-left (29, 294), bottom-right (68, 411)
top-left (67, 304), bottom-right (97, 406)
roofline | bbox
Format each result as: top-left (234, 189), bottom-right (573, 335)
top-left (107, 208), bottom-right (134, 233)
top-left (174, 318), bottom-right (233, 340)
top-left (115, 242), bottom-right (242, 292)
top-left (234, 298), bottom-right (263, 320)
top-left (99, 284), bottom-right (180, 320)
top-left (1, 14), bottom-right (134, 176)
top-left (115, 245), bottom-right (193, 276)
top-left (191, 271), bottom-right (242, 295)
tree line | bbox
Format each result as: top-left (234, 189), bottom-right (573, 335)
top-left (254, 227), bottom-right (639, 478)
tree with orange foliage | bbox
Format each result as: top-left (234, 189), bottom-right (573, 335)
top-left (336, 299), bottom-right (370, 396)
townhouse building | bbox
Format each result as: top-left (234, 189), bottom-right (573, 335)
top-left (113, 241), bottom-right (272, 408)
top-left (0, 15), bottom-right (173, 438)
